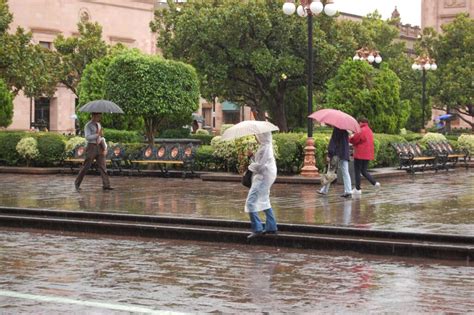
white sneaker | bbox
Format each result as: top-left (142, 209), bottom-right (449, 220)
top-left (352, 188), bottom-right (362, 195)
top-left (375, 182), bottom-right (381, 189)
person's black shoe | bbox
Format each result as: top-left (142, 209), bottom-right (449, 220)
top-left (263, 230), bottom-right (278, 235)
top-left (103, 187), bottom-right (114, 191)
top-left (247, 231), bottom-right (263, 240)
top-left (74, 183), bottom-right (81, 191)
top-left (340, 193), bottom-right (352, 198)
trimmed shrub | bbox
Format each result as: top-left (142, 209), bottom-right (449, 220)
top-left (195, 145), bottom-right (215, 170)
top-left (190, 134), bottom-right (213, 145)
top-left (195, 128), bottom-right (209, 135)
top-left (273, 133), bottom-right (305, 174)
top-left (104, 128), bottom-right (142, 143)
top-left (457, 134), bottom-right (474, 154)
top-left (33, 133), bottom-right (66, 166)
top-left (372, 134), bottom-right (406, 167)
top-left (420, 132), bottom-right (447, 145)
top-left (0, 131), bottom-right (26, 165)
top-left (313, 133), bottom-right (330, 171)
top-left (159, 128), bottom-right (191, 139)
top-left (65, 136), bottom-right (86, 153)
top-left (16, 137), bottom-right (39, 166)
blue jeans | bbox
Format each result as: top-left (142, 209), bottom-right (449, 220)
top-left (249, 208), bottom-right (277, 233)
top-left (320, 159), bottom-right (352, 195)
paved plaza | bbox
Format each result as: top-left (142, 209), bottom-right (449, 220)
top-left (0, 170), bottom-right (473, 313)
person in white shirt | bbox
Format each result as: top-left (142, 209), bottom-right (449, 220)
top-left (74, 113), bottom-right (113, 191)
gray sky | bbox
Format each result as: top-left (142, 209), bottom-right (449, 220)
top-left (336, 0), bottom-right (422, 26)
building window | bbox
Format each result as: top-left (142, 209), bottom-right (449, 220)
top-left (39, 41), bottom-right (52, 50)
top-left (223, 111), bottom-right (240, 124)
top-left (33, 97), bottom-right (50, 131)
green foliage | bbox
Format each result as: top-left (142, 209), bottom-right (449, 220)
top-left (103, 128), bottom-right (141, 143)
top-left (433, 14), bottom-right (474, 129)
top-left (54, 21), bottom-right (108, 96)
top-left (195, 128), bottom-right (209, 135)
top-left (373, 133), bottom-right (406, 166)
top-left (190, 134), bottom-right (213, 145)
top-left (159, 127), bottom-right (191, 139)
top-left (65, 136), bottom-right (86, 153)
top-left (0, 0), bottom-right (12, 35)
top-left (195, 145), bottom-right (215, 171)
top-left (33, 133), bottom-right (66, 166)
top-left (313, 133), bottom-right (330, 171)
top-left (419, 132), bottom-right (447, 145)
top-left (457, 134), bottom-right (474, 154)
top-left (400, 132), bottom-right (423, 142)
top-left (325, 60), bottom-right (409, 134)
top-left (0, 131), bottom-right (24, 165)
top-left (16, 137), bottom-right (39, 166)
top-left (0, 78), bottom-right (13, 127)
top-left (105, 51), bottom-right (200, 145)
top-left (273, 133), bottom-right (305, 173)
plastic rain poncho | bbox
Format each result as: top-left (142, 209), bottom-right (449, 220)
top-left (245, 132), bottom-right (277, 213)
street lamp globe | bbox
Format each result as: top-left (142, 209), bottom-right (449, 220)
top-left (353, 55), bottom-right (360, 61)
top-left (424, 63), bottom-right (431, 70)
top-left (310, 1), bottom-right (323, 14)
top-left (367, 54), bottom-right (375, 63)
top-left (297, 5), bottom-right (307, 17)
top-left (431, 63), bottom-right (437, 71)
top-left (375, 55), bottom-right (382, 64)
top-left (324, 3), bottom-right (337, 16)
top-left (283, 2), bottom-right (296, 15)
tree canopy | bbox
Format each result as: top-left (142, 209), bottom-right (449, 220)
top-left (325, 59), bottom-right (409, 134)
top-left (105, 51), bottom-right (200, 144)
top-left (0, 78), bottom-right (13, 128)
top-left (54, 21), bottom-right (108, 96)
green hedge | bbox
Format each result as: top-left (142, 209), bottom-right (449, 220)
top-left (104, 128), bottom-right (142, 143)
top-left (273, 133), bottom-right (305, 173)
top-left (32, 133), bottom-right (66, 166)
top-left (190, 134), bottom-right (213, 145)
top-left (0, 131), bottom-right (25, 165)
top-left (372, 134), bottom-right (406, 167)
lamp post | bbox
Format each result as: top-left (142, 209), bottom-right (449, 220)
top-left (412, 55), bottom-right (437, 132)
top-left (283, 0), bottom-right (337, 177)
top-left (353, 47), bottom-right (382, 64)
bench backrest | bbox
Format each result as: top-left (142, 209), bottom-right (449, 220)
top-left (137, 142), bottom-right (198, 161)
top-left (70, 144), bottom-right (87, 159)
top-left (106, 145), bottom-right (127, 160)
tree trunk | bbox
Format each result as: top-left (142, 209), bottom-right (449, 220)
top-left (144, 118), bottom-right (156, 147)
top-left (269, 91), bottom-right (288, 132)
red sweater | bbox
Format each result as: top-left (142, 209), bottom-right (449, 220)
top-left (349, 122), bottom-right (374, 160)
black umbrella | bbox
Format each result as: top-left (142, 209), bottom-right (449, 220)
top-left (78, 100), bottom-right (124, 114)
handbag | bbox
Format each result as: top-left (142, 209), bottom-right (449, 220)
top-left (242, 169), bottom-right (253, 188)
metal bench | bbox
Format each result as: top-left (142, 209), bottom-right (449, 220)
top-left (63, 144), bottom-right (127, 173)
top-left (392, 142), bottom-right (437, 173)
top-left (128, 139), bottom-right (199, 178)
top-left (427, 141), bottom-right (470, 170)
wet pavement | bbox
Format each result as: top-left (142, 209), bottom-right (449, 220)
top-left (0, 230), bottom-right (473, 314)
top-left (1, 171), bottom-right (473, 313)
top-left (0, 170), bottom-right (473, 235)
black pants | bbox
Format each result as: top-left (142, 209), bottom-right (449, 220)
top-left (354, 159), bottom-right (376, 190)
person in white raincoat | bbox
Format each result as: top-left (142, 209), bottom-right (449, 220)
top-left (245, 132), bottom-right (278, 239)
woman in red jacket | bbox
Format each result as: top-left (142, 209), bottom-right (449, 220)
top-left (349, 117), bottom-right (380, 195)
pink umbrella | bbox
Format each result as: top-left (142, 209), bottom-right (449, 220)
top-left (308, 109), bottom-right (360, 133)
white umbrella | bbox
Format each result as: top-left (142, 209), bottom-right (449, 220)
top-left (78, 100), bottom-right (124, 114)
top-left (221, 120), bottom-right (279, 141)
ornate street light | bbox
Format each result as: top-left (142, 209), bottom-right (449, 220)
top-left (353, 47), bottom-right (382, 64)
top-left (412, 55), bottom-right (437, 132)
top-left (282, 0), bottom-right (337, 177)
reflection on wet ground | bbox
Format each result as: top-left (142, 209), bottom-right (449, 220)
top-left (0, 171), bottom-right (473, 235)
top-left (0, 230), bottom-right (473, 313)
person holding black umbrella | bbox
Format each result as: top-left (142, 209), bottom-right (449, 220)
top-left (74, 112), bottom-right (113, 191)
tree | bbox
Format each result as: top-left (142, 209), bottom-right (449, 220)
top-left (433, 13), bottom-right (474, 130)
top-left (0, 78), bottom-right (13, 127)
top-left (325, 59), bottom-right (409, 134)
top-left (0, 0), bottom-right (60, 98)
top-left (105, 51), bottom-right (200, 145)
top-left (152, 0), bottom-right (358, 132)
top-left (54, 20), bottom-right (108, 96)
top-left (77, 45), bottom-right (143, 130)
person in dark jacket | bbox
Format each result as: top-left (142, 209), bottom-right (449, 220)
top-left (349, 117), bottom-right (380, 195)
top-left (318, 127), bottom-right (352, 198)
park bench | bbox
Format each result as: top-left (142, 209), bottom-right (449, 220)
top-left (63, 143), bottom-right (127, 174)
top-left (427, 141), bottom-right (470, 170)
top-left (392, 142), bottom-right (437, 173)
top-left (128, 139), bottom-right (199, 178)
